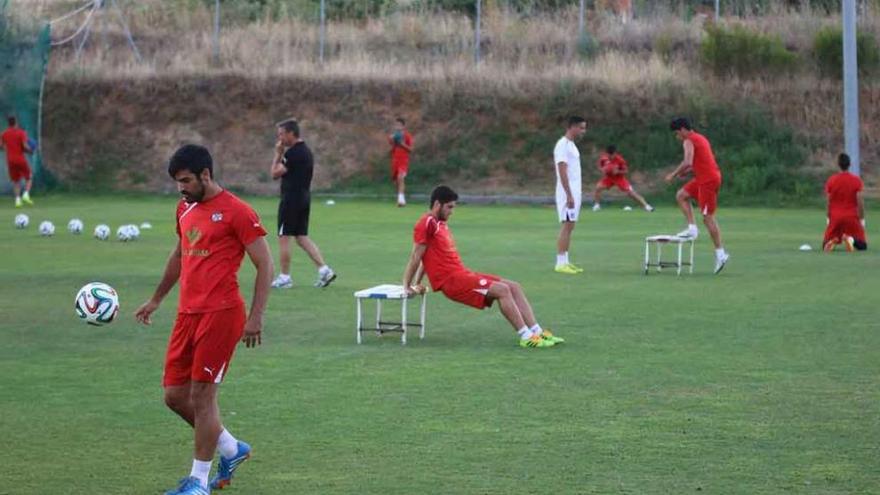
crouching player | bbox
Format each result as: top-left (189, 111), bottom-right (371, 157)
top-left (824, 153), bottom-right (867, 252)
top-left (592, 145), bottom-right (654, 212)
top-left (402, 185), bottom-right (564, 348)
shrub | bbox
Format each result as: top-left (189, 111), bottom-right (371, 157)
top-left (701, 24), bottom-right (799, 76)
top-left (813, 26), bottom-right (880, 78)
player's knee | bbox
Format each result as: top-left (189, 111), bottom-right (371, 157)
top-left (491, 283), bottom-right (512, 299)
top-left (164, 389), bottom-right (189, 413)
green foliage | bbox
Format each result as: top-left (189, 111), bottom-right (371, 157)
top-left (813, 26), bottom-right (880, 78)
top-left (701, 24), bottom-right (799, 77)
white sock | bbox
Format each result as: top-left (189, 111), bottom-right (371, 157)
top-left (556, 254), bottom-right (566, 267)
top-left (278, 273), bottom-right (290, 280)
top-left (562, 252), bottom-right (570, 264)
top-left (190, 459), bottom-right (212, 488)
top-left (517, 327), bottom-right (533, 340)
top-left (318, 264), bottom-right (331, 275)
top-left (715, 248), bottom-right (726, 258)
top-left (217, 428), bottom-right (239, 458)
top-left (529, 324), bottom-right (543, 335)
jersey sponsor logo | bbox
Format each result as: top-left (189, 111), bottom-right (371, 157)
top-left (211, 212), bottom-right (223, 222)
top-left (186, 226), bottom-right (202, 246)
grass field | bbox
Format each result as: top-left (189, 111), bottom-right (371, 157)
top-left (1, 194), bottom-right (878, 495)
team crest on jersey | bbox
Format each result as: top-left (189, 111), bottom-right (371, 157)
top-left (186, 227), bottom-right (202, 245)
top-left (479, 279), bottom-right (488, 286)
top-left (211, 212), bottom-right (223, 222)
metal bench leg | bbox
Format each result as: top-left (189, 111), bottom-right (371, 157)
top-left (356, 298), bottom-right (362, 344)
top-left (689, 241), bottom-right (695, 274)
top-left (644, 240), bottom-right (650, 274)
top-left (677, 242), bottom-right (683, 276)
top-left (375, 299), bottom-right (382, 334)
top-left (401, 297), bottom-right (408, 345)
top-left (419, 294), bottom-right (426, 339)
top-left (656, 242), bottom-right (663, 272)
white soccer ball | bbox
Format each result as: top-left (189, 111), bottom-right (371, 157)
top-left (39, 220), bottom-right (55, 236)
top-left (140, 222), bottom-right (153, 230)
top-left (94, 224), bottom-right (110, 240)
top-left (127, 224), bottom-right (141, 240)
top-left (623, 206), bottom-right (633, 211)
top-left (74, 282), bottom-right (120, 326)
top-left (14, 213), bottom-right (29, 229)
top-left (116, 225), bottom-right (132, 242)
top-left (68, 218), bottom-right (84, 234)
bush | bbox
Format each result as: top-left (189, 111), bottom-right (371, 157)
top-left (701, 25), bottom-right (799, 77)
top-left (813, 26), bottom-right (880, 78)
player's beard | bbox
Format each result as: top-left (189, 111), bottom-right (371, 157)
top-left (182, 178), bottom-right (206, 203)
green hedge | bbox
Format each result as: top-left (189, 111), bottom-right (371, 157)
top-left (701, 25), bottom-right (798, 77)
top-left (813, 26), bottom-right (880, 78)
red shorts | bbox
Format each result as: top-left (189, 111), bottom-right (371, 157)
top-left (683, 179), bottom-right (721, 216)
top-left (598, 175), bottom-right (632, 191)
top-left (7, 160), bottom-right (31, 182)
top-left (440, 271), bottom-right (501, 310)
top-left (824, 216), bottom-right (866, 243)
top-left (391, 160), bottom-right (409, 181)
top-left (163, 304), bottom-right (246, 387)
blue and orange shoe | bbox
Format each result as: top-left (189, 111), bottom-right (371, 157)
top-left (210, 441), bottom-right (252, 490)
top-left (164, 476), bottom-right (209, 495)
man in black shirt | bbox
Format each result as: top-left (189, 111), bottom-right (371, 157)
top-left (269, 119), bottom-right (336, 288)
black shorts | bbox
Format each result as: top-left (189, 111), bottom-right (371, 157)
top-left (277, 199), bottom-right (310, 236)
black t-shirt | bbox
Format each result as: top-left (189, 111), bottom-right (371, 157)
top-left (280, 141), bottom-right (313, 205)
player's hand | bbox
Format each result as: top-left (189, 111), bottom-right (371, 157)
top-left (565, 197), bottom-right (575, 209)
top-left (242, 317), bottom-right (262, 348)
top-left (134, 299), bottom-right (160, 325)
top-left (274, 140), bottom-right (285, 155)
top-left (664, 172), bottom-right (676, 183)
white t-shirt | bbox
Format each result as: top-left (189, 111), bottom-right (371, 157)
top-left (554, 136), bottom-right (581, 200)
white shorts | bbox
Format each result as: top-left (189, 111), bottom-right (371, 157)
top-left (556, 195), bottom-right (581, 223)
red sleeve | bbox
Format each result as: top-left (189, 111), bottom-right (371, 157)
top-left (175, 201), bottom-right (186, 237)
top-left (413, 216), bottom-right (435, 245)
top-left (824, 177), bottom-right (833, 196)
top-left (857, 178), bottom-right (864, 192)
top-left (616, 156), bottom-right (628, 172)
top-left (406, 133), bottom-right (413, 147)
top-left (231, 203), bottom-right (268, 247)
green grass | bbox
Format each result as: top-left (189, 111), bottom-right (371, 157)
top-left (1, 194), bottom-right (878, 494)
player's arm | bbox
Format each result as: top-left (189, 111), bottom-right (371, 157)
top-left (665, 140), bottom-right (694, 182)
top-left (242, 236), bottom-right (273, 348)
top-left (399, 136), bottom-right (413, 152)
top-left (557, 161), bottom-right (575, 207)
top-left (134, 241), bottom-right (182, 325)
top-left (403, 243), bottom-right (428, 295)
top-left (270, 141), bottom-right (287, 180)
top-left (22, 135), bottom-right (32, 154)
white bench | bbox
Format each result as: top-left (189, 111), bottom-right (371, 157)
top-left (644, 235), bottom-right (694, 275)
top-left (354, 284), bottom-right (427, 345)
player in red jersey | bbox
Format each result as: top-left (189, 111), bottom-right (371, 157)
top-left (591, 145), bottom-right (654, 212)
top-left (823, 153), bottom-right (867, 252)
top-left (402, 185), bottom-right (564, 348)
top-left (389, 117), bottom-right (414, 207)
top-left (666, 118), bottom-right (730, 274)
top-left (0, 115), bottom-right (34, 208)
top-left (134, 145), bottom-right (273, 495)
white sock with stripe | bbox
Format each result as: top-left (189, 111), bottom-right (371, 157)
top-left (217, 428), bottom-right (239, 458)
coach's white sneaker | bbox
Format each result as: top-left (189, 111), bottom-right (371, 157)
top-left (714, 252), bottom-right (730, 274)
top-left (271, 274), bottom-right (293, 289)
top-left (314, 266), bottom-right (337, 288)
top-left (592, 203), bottom-right (601, 212)
top-left (676, 227), bottom-right (698, 240)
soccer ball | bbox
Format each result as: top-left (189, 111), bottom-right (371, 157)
top-left (39, 221), bottom-right (55, 236)
top-left (14, 213), bottom-right (29, 229)
top-left (74, 282), bottom-right (120, 326)
top-left (116, 225), bottom-right (132, 242)
top-left (127, 224), bottom-right (141, 240)
top-left (140, 222), bottom-right (153, 230)
top-left (68, 218), bottom-right (84, 234)
top-left (94, 224), bottom-right (110, 240)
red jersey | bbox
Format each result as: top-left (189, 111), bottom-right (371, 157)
top-left (413, 213), bottom-right (467, 290)
top-left (1, 127), bottom-right (28, 164)
top-left (175, 190), bottom-right (267, 314)
top-left (598, 153), bottom-right (627, 176)
top-left (390, 132), bottom-right (413, 166)
top-left (688, 132), bottom-right (721, 183)
top-left (825, 172), bottom-right (863, 219)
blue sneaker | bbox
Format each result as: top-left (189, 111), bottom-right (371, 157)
top-left (164, 476), bottom-right (209, 495)
top-left (210, 441), bottom-right (251, 490)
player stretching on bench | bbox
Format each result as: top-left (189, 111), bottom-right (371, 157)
top-left (402, 185), bottom-right (564, 348)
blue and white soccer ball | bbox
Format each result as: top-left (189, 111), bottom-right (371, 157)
top-left (14, 213), bottom-right (29, 229)
top-left (127, 224), bottom-right (141, 240)
top-left (39, 220), bottom-right (55, 236)
top-left (74, 282), bottom-right (120, 326)
top-left (94, 224), bottom-right (110, 241)
top-left (68, 218), bottom-right (84, 234)
top-left (116, 225), bottom-right (133, 242)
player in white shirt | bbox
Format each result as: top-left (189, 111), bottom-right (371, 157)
top-left (553, 116), bottom-right (587, 274)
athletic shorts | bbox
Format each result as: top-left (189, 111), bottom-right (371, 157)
top-left (598, 175), bottom-right (632, 191)
top-left (391, 159), bottom-right (409, 181)
top-left (824, 216), bottom-right (866, 244)
top-left (163, 304), bottom-right (246, 387)
top-left (556, 192), bottom-right (581, 223)
top-left (6, 160), bottom-right (31, 182)
top-left (278, 198), bottom-right (310, 236)
top-left (683, 179), bottom-right (721, 216)
top-left (440, 271), bottom-right (501, 310)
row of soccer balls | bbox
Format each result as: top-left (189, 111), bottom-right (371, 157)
top-left (14, 214), bottom-right (151, 241)
top-left (75, 282), bottom-right (120, 326)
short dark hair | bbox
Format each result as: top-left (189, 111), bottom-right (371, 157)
top-left (7, 115), bottom-right (15, 126)
top-left (838, 153), bottom-right (851, 170)
top-left (568, 116), bottom-right (586, 128)
top-left (606, 145), bottom-right (617, 154)
top-left (168, 144), bottom-right (213, 179)
top-left (277, 119), bottom-right (300, 137)
top-left (670, 117), bottom-right (692, 131)
top-left (396, 117), bottom-right (406, 126)
top-left (430, 185), bottom-right (458, 207)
